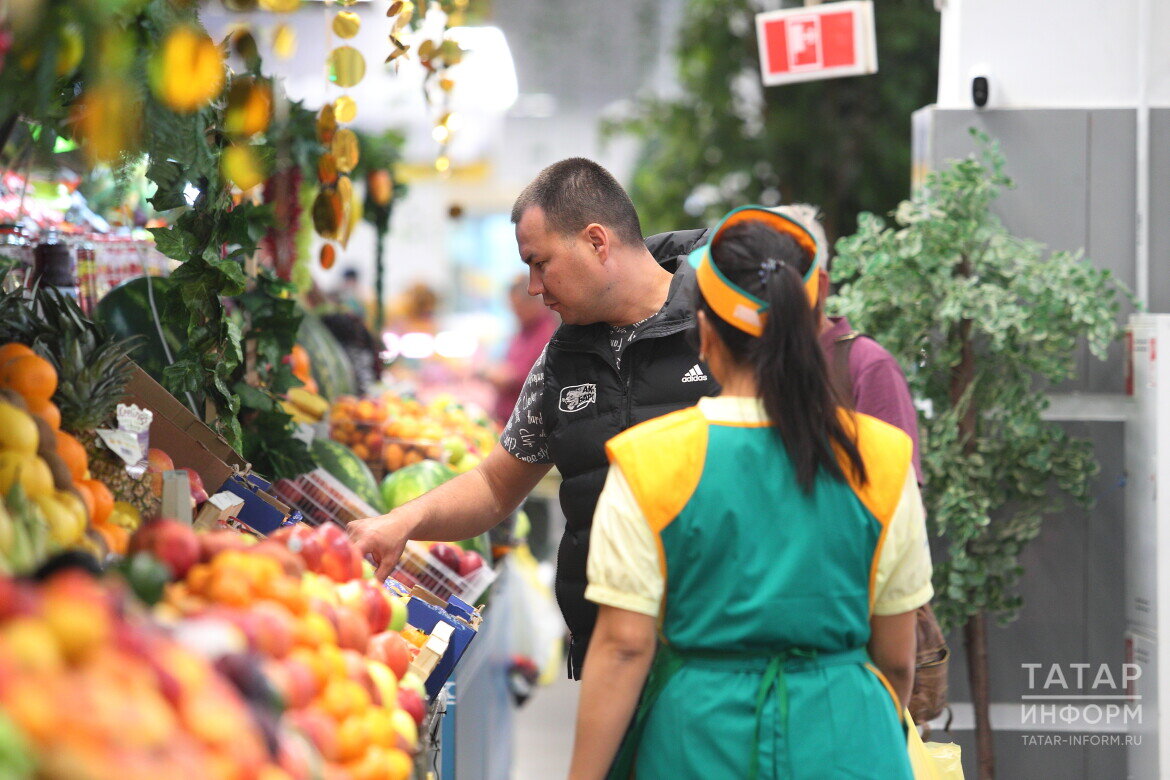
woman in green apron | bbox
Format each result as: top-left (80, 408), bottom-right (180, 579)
top-left (568, 206), bottom-right (932, 779)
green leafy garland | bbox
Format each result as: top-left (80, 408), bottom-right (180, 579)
top-left (2, 0), bottom-right (318, 479)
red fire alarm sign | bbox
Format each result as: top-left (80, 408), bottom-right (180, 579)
top-left (755, 1), bottom-right (878, 87)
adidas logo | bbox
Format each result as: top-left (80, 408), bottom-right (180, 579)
top-left (681, 364), bottom-right (708, 383)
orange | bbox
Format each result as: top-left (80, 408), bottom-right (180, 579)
top-left (84, 479), bottom-right (114, 526)
top-left (290, 344), bottom-right (312, 379)
top-left (0, 353), bottom-right (58, 403)
top-left (102, 524), bottom-right (129, 556)
top-left (0, 343), bottom-right (35, 365)
top-left (54, 430), bottom-right (88, 482)
top-left (26, 397), bottom-right (60, 430)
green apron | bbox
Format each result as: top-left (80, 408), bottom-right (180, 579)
top-left (607, 422), bottom-right (912, 779)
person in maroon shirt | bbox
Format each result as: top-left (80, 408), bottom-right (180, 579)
top-left (778, 204), bottom-right (923, 482)
top-left (486, 275), bottom-right (559, 425)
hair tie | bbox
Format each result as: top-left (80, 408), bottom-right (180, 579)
top-left (758, 257), bottom-right (785, 283)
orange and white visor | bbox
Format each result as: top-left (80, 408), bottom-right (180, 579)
top-left (687, 205), bottom-right (822, 337)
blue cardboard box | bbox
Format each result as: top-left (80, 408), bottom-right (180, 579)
top-left (217, 473), bottom-right (293, 535)
top-left (405, 593), bottom-right (481, 699)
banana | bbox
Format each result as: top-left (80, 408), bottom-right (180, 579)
top-left (0, 500), bottom-right (14, 556)
top-left (287, 387), bottom-right (329, 419)
top-left (281, 400), bottom-right (317, 425)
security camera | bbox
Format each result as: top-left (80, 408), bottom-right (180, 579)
top-left (972, 76), bottom-right (989, 108)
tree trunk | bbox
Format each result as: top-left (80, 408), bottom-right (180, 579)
top-left (965, 612), bottom-right (995, 779)
top-left (952, 255), bottom-right (994, 776)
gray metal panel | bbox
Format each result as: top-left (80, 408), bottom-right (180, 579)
top-left (1085, 110), bottom-right (1137, 393)
top-left (1150, 109), bottom-right (1170, 314)
top-left (926, 109), bottom-right (1090, 255)
top-left (939, 422), bottom-right (1126, 779)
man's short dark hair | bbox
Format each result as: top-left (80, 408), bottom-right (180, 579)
top-left (510, 158), bottom-right (643, 247)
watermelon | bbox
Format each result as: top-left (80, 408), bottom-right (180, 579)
top-left (94, 276), bottom-right (183, 384)
top-left (380, 459), bottom-right (455, 511)
top-left (310, 438), bottom-right (385, 513)
top-left (297, 312), bottom-right (356, 401)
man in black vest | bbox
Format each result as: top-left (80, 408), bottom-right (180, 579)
top-left (348, 158), bottom-right (718, 677)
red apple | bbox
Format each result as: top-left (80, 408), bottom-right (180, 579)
top-left (397, 686), bottom-right (426, 727)
top-left (277, 656), bottom-right (319, 709)
top-left (429, 543), bottom-right (462, 573)
top-left (368, 631), bottom-right (413, 679)
top-left (287, 524), bottom-right (323, 571)
top-left (317, 523), bottom-right (362, 582)
top-left (252, 539), bottom-right (306, 578)
top-left (333, 604), bottom-right (371, 652)
top-left (129, 518), bottom-right (200, 579)
top-left (457, 550), bottom-right (484, 578)
top-left (340, 648), bottom-right (378, 701)
top-left (249, 601), bottom-right (297, 658)
top-left (146, 448), bottom-right (175, 498)
top-left (361, 582), bottom-right (394, 634)
top-left (288, 706), bottom-right (339, 762)
top-left (198, 528), bottom-right (254, 563)
top-left (180, 468), bottom-right (209, 505)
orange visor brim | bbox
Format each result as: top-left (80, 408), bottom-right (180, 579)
top-left (688, 206), bottom-right (822, 337)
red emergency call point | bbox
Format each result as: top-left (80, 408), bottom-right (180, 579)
top-left (755, 1), bottom-right (878, 87)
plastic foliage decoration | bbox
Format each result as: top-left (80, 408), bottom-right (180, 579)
top-left (830, 129), bottom-right (1129, 776)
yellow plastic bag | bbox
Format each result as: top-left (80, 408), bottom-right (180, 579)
top-left (906, 710), bottom-right (964, 780)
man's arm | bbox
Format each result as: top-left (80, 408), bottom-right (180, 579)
top-left (348, 443), bottom-right (551, 580)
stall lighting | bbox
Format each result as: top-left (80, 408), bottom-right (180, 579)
top-left (380, 331), bottom-right (401, 362)
top-left (399, 331), bottom-right (435, 359)
top-left (434, 330), bottom-right (477, 359)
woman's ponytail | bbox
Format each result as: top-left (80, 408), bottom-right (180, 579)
top-left (703, 219), bottom-right (866, 492)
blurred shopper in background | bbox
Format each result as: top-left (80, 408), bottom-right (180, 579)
top-left (349, 157), bottom-right (719, 678)
top-left (569, 207), bottom-right (929, 779)
top-left (484, 274), bottom-right (559, 425)
top-left (337, 267), bottom-right (373, 328)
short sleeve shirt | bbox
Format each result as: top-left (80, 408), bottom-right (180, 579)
top-left (585, 396), bottom-right (934, 617)
top-left (501, 313), bottom-right (660, 464)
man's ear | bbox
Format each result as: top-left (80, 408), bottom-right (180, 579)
top-left (816, 267), bottom-right (830, 308)
top-left (583, 223), bottom-right (610, 262)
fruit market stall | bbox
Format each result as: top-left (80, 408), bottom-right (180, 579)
top-left (0, 1), bottom-right (537, 776)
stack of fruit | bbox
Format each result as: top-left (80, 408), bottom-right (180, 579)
top-left (136, 519), bottom-right (428, 779)
top-left (0, 279), bottom-right (156, 524)
top-left (0, 343), bottom-right (134, 567)
top-left (0, 568), bottom-right (292, 779)
top-left (329, 393), bottom-right (497, 478)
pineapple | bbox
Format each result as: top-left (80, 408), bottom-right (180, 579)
top-left (0, 282), bottom-right (158, 517)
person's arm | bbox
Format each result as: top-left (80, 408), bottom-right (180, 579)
top-left (347, 443), bottom-right (550, 580)
top-left (868, 610), bottom-right (917, 708)
top-left (870, 469), bottom-right (933, 708)
top-left (569, 605), bottom-right (657, 780)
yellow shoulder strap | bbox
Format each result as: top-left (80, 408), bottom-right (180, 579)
top-left (835, 409), bottom-right (913, 527)
top-left (605, 407), bottom-right (709, 534)
top-left (835, 409), bottom-right (914, 611)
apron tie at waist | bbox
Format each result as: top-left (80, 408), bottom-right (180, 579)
top-left (608, 645), bottom-right (871, 780)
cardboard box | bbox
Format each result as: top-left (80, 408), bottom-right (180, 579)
top-left (405, 593), bottom-right (481, 699)
top-left (122, 363), bottom-right (244, 491)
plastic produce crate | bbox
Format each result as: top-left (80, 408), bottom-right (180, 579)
top-left (271, 469), bottom-right (379, 528)
top-left (390, 541), bottom-right (495, 605)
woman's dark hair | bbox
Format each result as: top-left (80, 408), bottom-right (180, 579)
top-left (698, 219), bottom-right (866, 491)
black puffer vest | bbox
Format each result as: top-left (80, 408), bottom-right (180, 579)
top-left (542, 228), bottom-right (718, 678)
